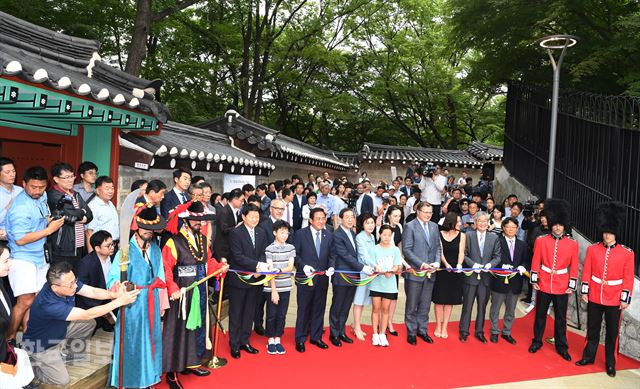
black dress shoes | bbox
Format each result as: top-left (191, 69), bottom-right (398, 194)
top-left (459, 334), bottom-right (468, 343)
top-left (606, 365), bottom-right (616, 377)
top-left (559, 351), bottom-right (572, 361)
top-left (501, 334), bottom-right (517, 344)
top-left (575, 359), bottom-right (594, 366)
top-left (339, 334), bottom-right (353, 344)
top-left (254, 326), bottom-right (265, 336)
top-left (230, 349), bottom-right (241, 359)
top-left (184, 367), bottom-right (211, 376)
top-left (490, 334), bottom-right (499, 343)
top-left (418, 333), bottom-right (434, 344)
top-left (295, 342), bottom-right (306, 353)
top-left (387, 329), bottom-right (398, 337)
top-left (329, 336), bottom-right (342, 347)
top-left (474, 333), bottom-right (487, 344)
top-left (166, 372), bottom-right (183, 389)
top-left (407, 335), bottom-right (417, 345)
top-left (241, 344), bottom-right (259, 354)
top-left (310, 339), bottom-right (329, 349)
top-left (528, 343), bottom-right (542, 353)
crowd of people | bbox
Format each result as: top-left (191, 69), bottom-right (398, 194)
top-left (0, 156), bottom-right (634, 388)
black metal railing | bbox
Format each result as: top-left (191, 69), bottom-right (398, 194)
top-left (504, 81), bottom-right (640, 275)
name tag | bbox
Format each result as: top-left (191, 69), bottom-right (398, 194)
top-left (177, 265), bottom-right (196, 278)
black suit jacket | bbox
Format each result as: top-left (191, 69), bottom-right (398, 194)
top-left (490, 236), bottom-right (531, 294)
top-left (332, 227), bottom-right (363, 286)
top-left (228, 224), bottom-right (269, 289)
top-left (160, 189), bottom-right (190, 218)
top-left (0, 283), bottom-right (11, 362)
top-left (75, 251), bottom-right (108, 310)
top-left (294, 227), bottom-right (336, 283)
top-left (292, 195), bottom-right (307, 230)
top-left (213, 204), bottom-right (239, 261)
top-left (258, 218), bottom-right (294, 245)
top-left (359, 194), bottom-right (374, 215)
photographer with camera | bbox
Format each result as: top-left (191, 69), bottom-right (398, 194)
top-left (417, 163), bottom-right (446, 223)
top-left (47, 163), bottom-right (93, 266)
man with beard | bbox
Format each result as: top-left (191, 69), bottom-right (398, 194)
top-left (161, 201), bottom-right (228, 388)
top-left (107, 204), bottom-right (168, 388)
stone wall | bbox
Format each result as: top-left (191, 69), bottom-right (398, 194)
top-left (495, 166), bottom-right (640, 361)
top-left (358, 161), bottom-right (493, 186)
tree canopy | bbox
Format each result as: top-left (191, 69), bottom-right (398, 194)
top-left (2, 0), bottom-right (637, 151)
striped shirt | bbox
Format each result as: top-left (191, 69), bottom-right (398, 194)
top-left (264, 242), bottom-right (295, 292)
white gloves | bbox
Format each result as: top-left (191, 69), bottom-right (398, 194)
top-left (455, 264), bottom-right (463, 272)
top-left (303, 265), bottom-right (316, 277)
top-left (502, 264), bottom-right (514, 270)
top-left (430, 262), bottom-right (440, 269)
top-left (256, 262), bottom-right (270, 273)
top-left (472, 263), bottom-right (482, 273)
top-left (325, 267), bottom-right (335, 277)
top-left (517, 265), bottom-right (526, 275)
top-left (362, 265), bottom-right (374, 276)
top-left (484, 263), bottom-right (492, 270)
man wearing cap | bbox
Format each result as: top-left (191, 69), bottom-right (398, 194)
top-left (107, 204), bottom-right (168, 388)
top-left (576, 202), bottom-right (635, 377)
top-left (161, 201), bottom-right (228, 388)
top-left (528, 199), bottom-right (579, 361)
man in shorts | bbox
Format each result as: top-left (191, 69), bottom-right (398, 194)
top-left (6, 166), bottom-right (65, 344)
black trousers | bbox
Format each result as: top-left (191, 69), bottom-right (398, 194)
top-left (430, 204), bottom-right (442, 224)
top-left (329, 285), bottom-right (357, 338)
top-left (254, 292), bottom-right (267, 329)
top-left (532, 291), bottom-right (569, 353)
top-left (295, 276), bottom-right (329, 343)
top-left (265, 291), bottom-right (290, 338)
top-left (582, 302), bottom-right (621, 368)
top-left (228, 285), bottom-right (261, 350)
top-left (459, 282), bottom-right (490, 336)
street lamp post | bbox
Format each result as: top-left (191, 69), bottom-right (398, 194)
top-left (538, 34), bottom-right (579, 198)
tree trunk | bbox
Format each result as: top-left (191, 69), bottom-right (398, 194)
top-left (125, 0), bottom-right (153, 76)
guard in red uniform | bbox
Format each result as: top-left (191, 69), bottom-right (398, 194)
top-left (528, 199), bottom-right (578, 361)
top-left (576, 202), bottom-right (635, 377)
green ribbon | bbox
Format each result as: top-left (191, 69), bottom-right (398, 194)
top-left (186, 283), bottom-right (202, 330)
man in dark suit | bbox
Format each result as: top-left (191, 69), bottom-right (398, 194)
top-left (355, 183), bottom-right (374, 216)
top-left (75, 230), bottom-right (116, 331)
top-left (213, 189), bottom-right (245, 261)
top-left (160, 169), bottom-right (191, 247)
top-left (460, 211), bottom-right (502, 343)
top-left (294, 208), bottom-right (336, 352)
top-left (292, 182), bottom-right (307, 230)
top-left (328, 209), bottom-right (373, 347)
top-left (227, 204), bottom-right (270, 359)
top-left (488, 217), bottom-right (530, 344)
top-left (135, 180), bottom-right (166, 214)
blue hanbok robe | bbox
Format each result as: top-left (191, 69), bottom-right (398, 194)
top-left (107, 237), bottom-right (165, 388)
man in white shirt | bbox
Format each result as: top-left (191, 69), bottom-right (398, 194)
top-left (0, 158), bottom-right (23, 242)
top-left (457, 171), bottom-right (468, 186)
top-left (418, 166), bottom-right (446, 223)
top-left (86, 176), bottom-right (119, 253)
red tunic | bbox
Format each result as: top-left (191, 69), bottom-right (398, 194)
top-left (581, 242), bottom-right (635, 306)
top-left (530, 234), bottom-right (579, 295)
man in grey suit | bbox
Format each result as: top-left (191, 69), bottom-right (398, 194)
top-left (402, 202), bottom-right (442, 345)
top-left (459, 211), bottom-right (501, 343)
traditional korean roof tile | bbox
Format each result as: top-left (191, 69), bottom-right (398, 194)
top-left (360, 142), bottom-right (492, 168)
top-left (120, 121), bottom-right (273, 176)
top-left (0, 11), bottom-right (169, 122)
top-left (466, 141), bottom-right (504, 161)
top-left (199, 110), bottom-right (350, 171)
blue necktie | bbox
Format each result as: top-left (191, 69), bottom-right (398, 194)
top-left (423, 222), bottom-right (430, 242)
top-left (315, 231), bottom-right (321, 258)
top-left (180, 192), bottom-right (187, 203)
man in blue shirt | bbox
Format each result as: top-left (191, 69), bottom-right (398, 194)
top-left (23, 261), bottom-right (138, 386)
top-left (315, 182), bottom-right (334, 224)
top-left (5, 166), bottom-right (65, 344)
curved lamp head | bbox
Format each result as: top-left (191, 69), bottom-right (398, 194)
top-left (538, 34), bottom-right (579, 50)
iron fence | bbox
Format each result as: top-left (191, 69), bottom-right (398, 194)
top-left (504, 81), bottom-right (639, 275)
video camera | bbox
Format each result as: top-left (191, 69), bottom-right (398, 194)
top-left (52, 195), bottom-right (79, 223)
top-left (522, 200), bottom-right (537, 218)
top-left (418, 162), bottom-right (436, 178)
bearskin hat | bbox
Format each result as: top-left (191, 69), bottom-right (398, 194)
top-left (596, 201), bottom-right (626, 237)
top-left (544, 198), bottom-right (570, 228)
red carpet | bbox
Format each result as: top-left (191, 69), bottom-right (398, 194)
top-left (157, 312), bottom-right (640, 389)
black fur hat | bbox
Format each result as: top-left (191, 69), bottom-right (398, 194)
top-left (544, 198), bottom-right (570, 228)
top-left (596, 201), bottom-right (626, 237)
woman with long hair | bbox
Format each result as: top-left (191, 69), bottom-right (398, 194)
top-left (382, 205), bottom-right (403, 336)
top-left (432, 212), bottom-right (465, 339)
top-left (351, 213), bottom-right (377, 341)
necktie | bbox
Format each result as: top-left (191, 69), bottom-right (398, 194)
top-left (423, 222), bottom-right (430, 242)
top-left (479, 233), bottom-right (485, 257)
top-left (249, 228), bottom-right (255, 247)
top-left (180, 192), bottom-right (187, 203)
top-left (315, 231), bottom-right (321, 258)
top-left (236, 209), bottom-right (241, 222)
top-left (509, 239), bottom-right (515, 262)
top-left (287, 204), bottom-right (291, 225)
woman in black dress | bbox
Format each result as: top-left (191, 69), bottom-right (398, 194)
top-left (432, 212), bottom-right (465, 339)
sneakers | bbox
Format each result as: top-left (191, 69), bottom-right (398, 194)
top-left (379, 334), bottom-right (389, 347)
top-left (267, 343), bottom-right (278, 355)
top-left (524, 304), bottom-right (535, 314)
top-left (372, 333), bottom-right (380, 346)
top-left (275, 343), bottom-right (286, 354)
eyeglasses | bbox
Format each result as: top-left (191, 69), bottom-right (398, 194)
top-left (271, 206), bottom-right (285, 211)
top-left (100, 242), bottom-right (115, 249)
top-left (58, 175), bottom-right (76, 180)
top-left (54, 278), bottom-right (78, 289)
top-left (418, 210), bottom-right (433, 214)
